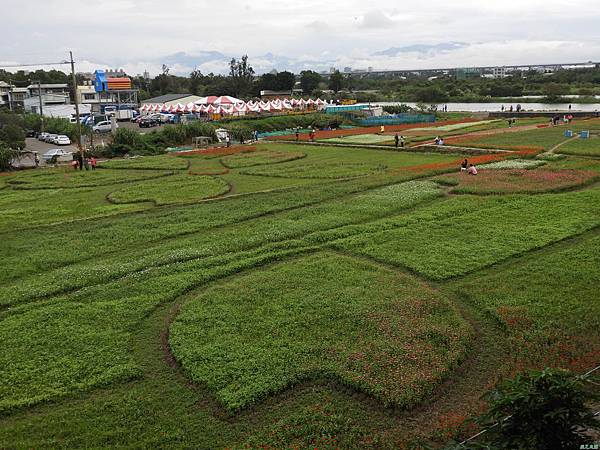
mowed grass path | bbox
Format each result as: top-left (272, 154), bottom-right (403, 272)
top-left (1, 129), bottom-right (600, 448)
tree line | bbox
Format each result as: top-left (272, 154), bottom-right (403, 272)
top-left (2, 59), bottom-right (600, 104)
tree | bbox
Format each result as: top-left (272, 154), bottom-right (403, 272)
top-left (229, 55), bottom-right (255, 98)
top-left (328, 70), bottom-right (344, 93)
top-left (478, 368), bottom-right (599, 450)
top-left (275, 71), bottom-right (296, 91)
top-left (543, 82), bottom-right (566, 100)
top-left (189, 69), bottom-right (203, 95)
top-left (0, 124), bottom-right (26, 150)
top-left (0, 141), bottom-right (19, 171)
top-left (414, 86), bottom-right (448, 103)
top-left (300, 70), bottom-right (322, 94)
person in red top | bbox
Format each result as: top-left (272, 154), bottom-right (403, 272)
top-left (90, 157), bottom-right (97, 170)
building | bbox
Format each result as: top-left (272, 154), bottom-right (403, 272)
top-left (23, 83), bottom-right (71, 113)
top-left (0, 81), bottom-right (11, 107)
top-left (140, 93), bottom-right (203, 108)
top-left (26, 83), bottom-right (70, 97)
top-left (456, 67), bottom-right (481, 80)
top-left (492, 67), bottom-right (507, 79)
top-left (260, 90), bottom-right (292, 100)
top-left (7, 87), bottom-right (28, 108)
top-left (24, 94), bottom-right (70, 113)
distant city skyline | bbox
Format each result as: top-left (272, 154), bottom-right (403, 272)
top-left (2, 0), bottom-right (600, 76)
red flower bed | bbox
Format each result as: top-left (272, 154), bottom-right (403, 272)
top-left (436, 169), bottom-right (598, 194)
top-left (390, 153), bottom-right (508, 176)
top-left (175, 145), bottom-right (257, 157)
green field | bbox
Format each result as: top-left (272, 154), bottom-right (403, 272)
top-left (321, 134), bottom-right (395, 145)
top-left (557, 136), bottom-right (600, 156)
top-left (1, 128), bottom-right (599, 448)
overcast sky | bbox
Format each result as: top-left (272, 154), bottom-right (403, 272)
top-left (2, 0), bottom-right (600, 76)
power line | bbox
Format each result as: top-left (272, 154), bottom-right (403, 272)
top-left (0, 61), bottom-right (70, 69)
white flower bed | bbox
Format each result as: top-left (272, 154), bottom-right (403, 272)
top-left (480, 159), bottom-right (546, 170)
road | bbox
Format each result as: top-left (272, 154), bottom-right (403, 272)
top-left (25, 138), bottom-right (79, 166)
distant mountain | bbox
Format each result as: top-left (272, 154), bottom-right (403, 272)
top-left (374, 42), bottom-right (469, 57)
top-left (155, 51), bottom-right (334, 75)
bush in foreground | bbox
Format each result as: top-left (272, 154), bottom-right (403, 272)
top-left (477, 368), bottom-right (599, 450)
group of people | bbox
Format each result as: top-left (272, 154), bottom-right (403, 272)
top-left (394, 133), bottom-right (405, 148)
top-left (550, 114), bottom-right (574, 126)
top-left (71, 154), bottom-right (97, 170)
top-left (501, 104), bottom-right (522, 113)
top-left (460, 158), bottom-right (477, 175)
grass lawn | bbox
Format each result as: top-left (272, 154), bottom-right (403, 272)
top-left (557, 136), bottom-right (600, 156)
top-left (1, 128), bottom-right (599, 448)
top-left (447, 120), bottom-right (600, 150)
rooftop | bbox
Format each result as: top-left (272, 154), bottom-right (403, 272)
top-left (26, 83), bottom-right (69, 89)
top-left (142, 93), bottom-right (196, 104)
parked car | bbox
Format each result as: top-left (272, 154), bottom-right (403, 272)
top-left (38, 132), bottom-right (49, 141)
top-left (44, 134), bottom-right (58, 143)
top-left (55, 135), bottom-right (71, 145)
top-left (42, 148), bottom-right (73, 162)
top-left (93, 121), bottom-right (117, 133)
top-left (139, 118), bottom-right (159, 128)
top-left (26, 130), bottom-right (36, 138)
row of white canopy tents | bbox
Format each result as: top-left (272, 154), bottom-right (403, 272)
top-left (140, 96), bottom-right (329, 115)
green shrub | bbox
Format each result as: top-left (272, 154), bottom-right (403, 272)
top-left (478, 368), bottom-right (599, 450)
top-left (183, 121), bottom-right (217, 142)
top-left (0, 142), bottom-right (19, 170)
top-left (0, 123), bottom-right (26, 150)
top-left (109, 128), bottom-right (150, 156)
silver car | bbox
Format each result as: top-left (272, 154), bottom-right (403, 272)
top-left (42, 148), bottom-right (73, 162)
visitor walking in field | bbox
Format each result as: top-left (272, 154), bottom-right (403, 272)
top-left (400, 135), bottom-right (405, 148)
top-left (394, 133), bottom-right (399, 148)
top-left (460, 159), bottom-right (468, 171)
top-left (90, 157), bottom-right (97, 170)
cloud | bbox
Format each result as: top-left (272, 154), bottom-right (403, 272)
top-left (374, 42), bottom-right (470, 57)
top-left (359, 10), bottom-right (395, 29)
top-left (306, 20), bottom-right (329, 32)
top-left (1, 0), bottom-right (600, 76)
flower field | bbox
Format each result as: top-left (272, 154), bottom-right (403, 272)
top-left (1, 125), bottom-right (600, 448)
top-left (170, 252), bottom-right (471, 412)
top-left (434, 168), bottom-right (598, 194)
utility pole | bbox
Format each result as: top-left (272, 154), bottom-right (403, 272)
top-left (70, 51), bottom-right (84, 169)
top-left (8, 78), bottom-right (13, 112)
top-left (37, 80), bottom-right (44, 132)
